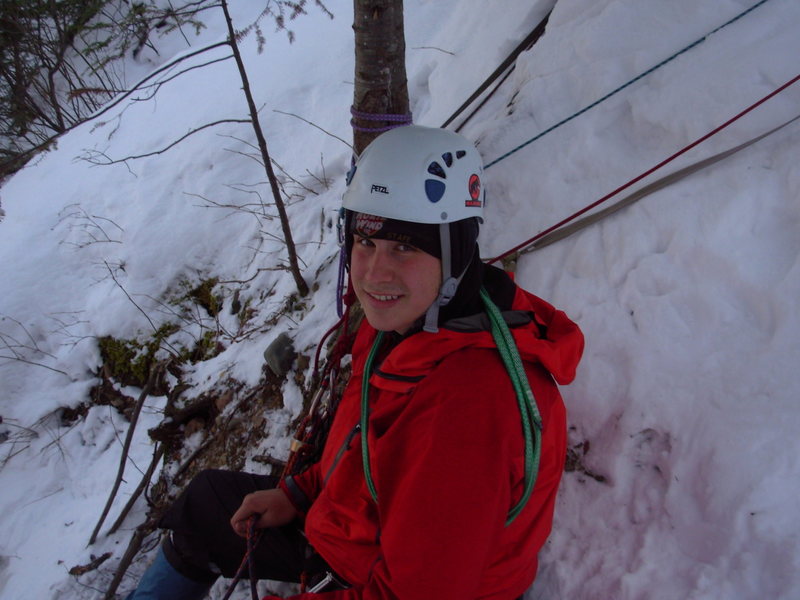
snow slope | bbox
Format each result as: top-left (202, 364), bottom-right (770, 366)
top-left (1, 0), bottom-right (798, 598)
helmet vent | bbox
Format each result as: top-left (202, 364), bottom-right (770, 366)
top-left (456, 150), bottom-right (466, 159)
top-left (425, 179), bottom-right (447, 203)
top-left (442, 152), bottom-right (453, 167)
top-left (427, 161), bottom-right (446, 179)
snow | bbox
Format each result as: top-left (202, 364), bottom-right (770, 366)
top-left (1, 0), bottom-right (799, 598)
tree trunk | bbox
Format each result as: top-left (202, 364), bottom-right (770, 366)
top-left (352, 0), bottom-right (410, 154)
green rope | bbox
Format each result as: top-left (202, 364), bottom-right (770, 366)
top-left (361, 330), bottom-right (385, 503)
top-left (484, 0), bottom-right (773, 169)
top-left (480, 288), bottom-right (542, 525)
top-left (360, 295), bottom-right (541, 525)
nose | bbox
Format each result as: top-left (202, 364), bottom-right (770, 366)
top-left (362, 245), bottom-right (394, 283)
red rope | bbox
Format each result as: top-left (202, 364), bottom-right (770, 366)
top-left (220, 515), bottom-right (262, 600)
top-left (283, 283), bottom-right (358, 479)
top-left (487, 72), bottom-right (800, 265)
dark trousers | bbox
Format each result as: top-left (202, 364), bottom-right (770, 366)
top-left (159, 469), bottom-right (308, 583)
top-left (160, 469), bottom-right (523, 598)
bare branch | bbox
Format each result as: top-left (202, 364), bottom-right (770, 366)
top-left (90, 40), bottom-right (231, 121)
top-left (217, 268), bottom-right (283, 285)
top-left (220, 0), bottom-right (309, 297)
top-left (0, 355), bottom-right (68, 376)
top-left (89, 362), bottom-right (166, 546)
top-left (0, 314), bottom-right (69, 377)
top-left (83, 119), bottom-right (250, 165)
top-left (103, 262), bottom-right (159, 335)
top-left (125, 54), bottom-right (233, 98)
top-left (271, 158), bottom-right (318, 196)
top-left (411, 45), bottom-right (455, 55)
top-left (272, 109), bottom-right (353, 150)
top-left (56, 204), bottom-right (124, 247)
top-left (184, 190), bottom-right (276, 219)
top-left (107, 443), bottom-right (166, 536)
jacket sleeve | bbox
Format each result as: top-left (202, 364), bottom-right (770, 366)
top-left (282, 349), bottom-right (566, 599)
top-left (279, 462), bottom-right (323, 516)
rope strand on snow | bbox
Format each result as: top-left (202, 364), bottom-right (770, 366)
top-left (440, 11), bottom-right (551, 131)
top-left (484, 0), bottom-right (775, 169)
top-left (487, 73), bottom-right (800, 265)
top-left (517, 113), bottom-right (800, 255)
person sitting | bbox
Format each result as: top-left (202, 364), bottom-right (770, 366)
top-left (126, 124), bottom-right (584, 600)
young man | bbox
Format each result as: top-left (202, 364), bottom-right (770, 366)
top-left (127, 125), bottom-right (583, 599)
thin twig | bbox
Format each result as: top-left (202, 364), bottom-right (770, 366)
top-left (93, 40), bottom-right (230, 122)
top-left (411, 45), bottom-right (455, 55)
top-left (1, 41), bottom-right (232, 175)
top-left (102, 263), bottom-right (182, 357)
top-left (89, 363), bottom-right (163, 546)
top-left (107, 443), bottom-right (166, 536)
top-left (272, 109), bottom-right (353, 149)
top-left (221, 0), bottom-right (308, 296)
top-left (103, 262), bottom-right (158, 334)
top-left (103, 522), bottom-right (159, 600)
top-left (0, 354), bottom-right (69, 376)
top-left (85, 119), bottom-right (250, 164)
top-left (216, 268), bottom-right (279, 285)
top-left (272, 157), bottom-right (318, 196)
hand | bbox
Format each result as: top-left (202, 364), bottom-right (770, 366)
top-left (230, 488), bottom-right (298, 537)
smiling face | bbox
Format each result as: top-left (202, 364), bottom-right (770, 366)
top-left (350, 235), bottom-right (442, 334)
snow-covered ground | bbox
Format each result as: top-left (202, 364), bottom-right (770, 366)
top-left (1, 0), bottom-right (798, 598)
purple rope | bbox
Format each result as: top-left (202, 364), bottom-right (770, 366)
top-left (336, 245), bottom-right (346, 318)
top-left (350, 106), bottom-right (412, 133)
top-left (350, 106), bottom-right (413, 122)
top-left (351, 121), bottom-right (407, 133)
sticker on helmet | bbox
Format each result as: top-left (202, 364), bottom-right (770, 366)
top-left (355, 213), bottom-right (386, 237)
top-left (466, 174), bottom-right (482, 207)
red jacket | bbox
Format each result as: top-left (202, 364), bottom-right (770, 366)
top-left (280, 284), bottom-right (583, 599)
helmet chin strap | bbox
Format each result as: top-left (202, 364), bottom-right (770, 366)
top-left (424, 223), bottom-right (462, 333)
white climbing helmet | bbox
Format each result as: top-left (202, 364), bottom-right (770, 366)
top-left (342, 125), bottom-right (486, 333)
top-left (342, 125), bottom-right (485, 224)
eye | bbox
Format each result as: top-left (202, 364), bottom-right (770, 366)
top-left (354, 235), bottom-right (374, 247)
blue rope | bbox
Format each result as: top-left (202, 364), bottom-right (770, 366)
top-left (484, 0), bottom-right (773, 169)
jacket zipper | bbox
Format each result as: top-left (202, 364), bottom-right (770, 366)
top-left (324, 423), bottom-right (361, 483)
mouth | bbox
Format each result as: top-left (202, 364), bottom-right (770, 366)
top-left (365, 291), bottom-right (402, 303)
